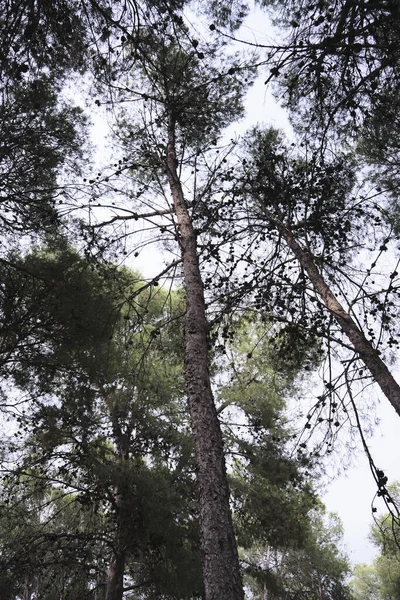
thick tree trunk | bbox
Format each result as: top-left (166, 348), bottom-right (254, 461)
top-left (166, 115), bottom-right (244, 600)
top-left (282, 224), bottom-right (400, 416)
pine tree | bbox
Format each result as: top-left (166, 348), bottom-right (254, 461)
top-left (82, 22), bottom-right (256, 599)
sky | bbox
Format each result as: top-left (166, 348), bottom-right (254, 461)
top-left (323, 397), bottom-right (400, 565)
top-left (86, 3), bottom-right (400, 568)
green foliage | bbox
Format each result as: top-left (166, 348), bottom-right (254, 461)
top-left (261, 0), bottom-right (400, 142)
top-left (351, 563), bottom-right (381, 600)
top-left (0, 77), bottom-right (87, 235)
top-left (0, 0), bottom-right (92, 241)
top-left (0, 0), bottom-right (88, 78)
top-left (214, 314), bottom-right (320, 555)
top-left (0, 481), bottom-right (106, 599)
top-left (0, 245), bottom-right (121, 389)
top-left (0, 245), bottom-right (342, 599)
top-left (0, 246), bottom-right (204, 598)
top-left (357, 85), bottom-right (400, 235)
top-left (243, 511), bottom-right (352, 600)
top-left (115, 24), bottom-right (256, 182)
top-left (202, 0), bottom-right (249, 31)
top-left (351, 484), bottom-right (400, 600)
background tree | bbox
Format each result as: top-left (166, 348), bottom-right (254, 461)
top-left (3, 2), bottom-right (399, 598)
top-left (0, 0), bottom-right (93, 241)
top-left (195, 124), bottom-right (400, 513)
top-left (0, 482), bottom-right (107, 599)
top-left (356, 85), bottom-right (400, 234)
top-left (243, 510), bottom-right (352, 600)
top-left (0, 245), bottom-right (353, 600)
top-left (351, 563), bottom-right (381, 600)
top-left (252, 0), bottom-right (400, 277)
top-left (0, 247), bottom-right (205, 600)
top-left (351, 483), bottom-right (400, 600)
top-left (258, 0), bottom-right (400, 143)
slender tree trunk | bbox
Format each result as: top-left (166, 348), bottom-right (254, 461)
top-left (281, 223), bottom-right (400, 416)
top-left (263, 545), bottom-right (270, 600)
top-left (165, 114), bottom-right (244, 600)
top-left (105, 427), bottom-right (130, 600)
top-left (106, 545), bottom-right (126, 600)
top-left (23, 575), bottom-right (31, 600)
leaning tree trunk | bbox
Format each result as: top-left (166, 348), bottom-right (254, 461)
top-left (165, 114), bottom-right (244, 600)
top-left (280, 221), bottom-right (400, 417)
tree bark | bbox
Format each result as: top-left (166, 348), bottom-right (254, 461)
top-left (263, 545), bottom-right (270, 600)
top-left (22, 576), bottom-right (32, 600)
top-left (105, 426), bottom-right (130, 600)
top-left (105, 546), bottom-right (126, 600)
top-left (165, 114), bottom-right (244, 600)
top-left (281, 223), bottom-right (400, 416)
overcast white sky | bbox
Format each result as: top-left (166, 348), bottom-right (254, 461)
top-left (323, 398), bottom-right (400, 565)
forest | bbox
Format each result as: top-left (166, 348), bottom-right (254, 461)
top-left (0, 0), bottom-right (400, 598)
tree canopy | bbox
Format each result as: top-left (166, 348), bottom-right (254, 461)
top-left (1, 0), bottom-right (400, 598)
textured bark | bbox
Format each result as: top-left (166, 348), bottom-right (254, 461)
top-left (263, 545), bottom-right (271, 600)
top-left (282, 224), bottom-right (400, 417)
top-left (105, 547), bottom-right (126, 600)
top-left (166, 115), bottom-right (244, 600)
top-left (105, 427), bottom-right (130, 600)
top-left (23, 576), bottom-right (32, 600)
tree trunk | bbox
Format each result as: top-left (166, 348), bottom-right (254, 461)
top-left (22, 575), bottom-right (31, 600)
top-left (105, 547), bottom-right (126, 600)
top-left (281, 223), bottom-right (400, 416)
top-left (165, 114), bottom-right (244, 600)
top-left (105, 426), bottom-right (130, 600)
top-left (263, 545), bottom-right (270, 600)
